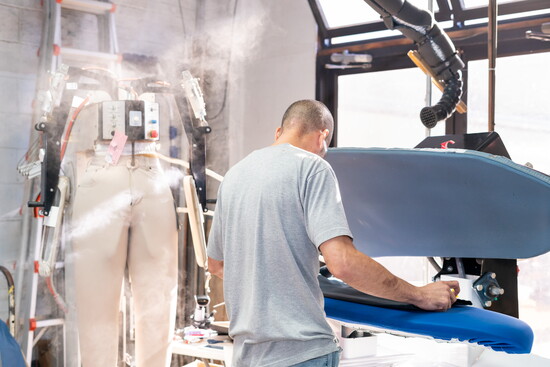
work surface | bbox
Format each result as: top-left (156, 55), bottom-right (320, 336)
top-left (329, 330), bottom-right (550, 367)
top-left (172, 336), bottom-right (233, 366)
top-left (170, 328), bottom-right (549, 367)
top-left (326, 147), bottom-right (550, 259)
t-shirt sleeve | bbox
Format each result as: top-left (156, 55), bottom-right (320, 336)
top-left (304, 165), bottom-right (353, 248)
top-left (207, 183), bottom-right (224, 261)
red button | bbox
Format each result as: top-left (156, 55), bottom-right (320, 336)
top-left (150, 130), bottom-right (158, 138)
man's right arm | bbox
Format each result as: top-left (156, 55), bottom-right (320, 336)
top-left (320, 236), bottom-right (459, 311)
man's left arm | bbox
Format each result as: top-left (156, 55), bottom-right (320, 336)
top-left (207, 183), bottom-right (225, 279)
top-left (209, 257), bottom-right (224, 279)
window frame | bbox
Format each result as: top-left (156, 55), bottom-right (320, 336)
top-left (308, 0), bottom-right (550, 145)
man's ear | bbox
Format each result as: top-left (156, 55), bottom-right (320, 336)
top-left (320, 129), bottom-right (329, 146)
top-left (275, 127), bottom-right (282, 141)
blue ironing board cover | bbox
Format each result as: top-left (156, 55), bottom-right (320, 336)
top-left (324, 297), bottom-right (534, 353)
top-left (325, 147), bottom-right (550, 259)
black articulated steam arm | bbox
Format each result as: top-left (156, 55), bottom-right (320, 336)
top-left (363, 0), bottom-right (465, 128)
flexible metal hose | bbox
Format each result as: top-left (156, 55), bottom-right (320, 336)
top-left (420, 72), bottom-right (463, 128)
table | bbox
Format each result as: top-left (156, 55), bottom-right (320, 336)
top-left (172, 337), bottom-right (233, 367)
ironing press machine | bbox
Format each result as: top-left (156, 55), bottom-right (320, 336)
top-left (321, 133), bottom-right (550, 361)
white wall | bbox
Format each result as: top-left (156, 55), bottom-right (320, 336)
top-left (226, 0), bottom-right (317, 166)
top-left (188, 0), bottom-right (317, 173)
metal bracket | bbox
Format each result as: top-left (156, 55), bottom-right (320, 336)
top-left (473, 272), bottom-right (505, 308)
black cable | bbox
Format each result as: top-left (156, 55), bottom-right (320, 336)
top-left (209, 0), bottom-right (239, 121)
top-left (1, 266), bottom-right (16, 337)
top-left (178, 0), bottom-right (187, 35)
top-left (427, 257), bottom-right (442, 272)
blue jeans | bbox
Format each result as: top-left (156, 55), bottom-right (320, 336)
top-left (289, 351), bottom-right (340, 367)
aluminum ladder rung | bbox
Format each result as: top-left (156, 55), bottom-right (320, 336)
top-left (57, 0), bottom-right (115, 15)
top-left (36, 318), bottom-right (65, 328)
top-left (59, 46), bottom-right (120, 62)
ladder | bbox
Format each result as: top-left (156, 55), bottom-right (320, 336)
top-left (18, 1), bottom-right (120, 366)
top-left (51, 0), bottom-right (120, 74)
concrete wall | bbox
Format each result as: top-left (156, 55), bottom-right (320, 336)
top-left (0, 1), bottom-right (43, 321)
top-left (225, 0), bottom-right (317, 166)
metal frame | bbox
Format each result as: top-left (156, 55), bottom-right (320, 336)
top-left (308, 0), bottom-right (550, 138)
top-left (309, 0), bottom-right (550, 44)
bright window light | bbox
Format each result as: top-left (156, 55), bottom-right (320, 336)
top-left (463, 0), bottom-right (521, 8)
top-left (468, 53), bottom-right (550, 359)
top-left (318, 0), bottom-right (439, 30)
top-left (318, 0), bottom-right (381, 29)
top-left (464, 8), bottom-right (550, 26)
top-left (331, 29), bottom-right (400, 44)
top-left (337, 68), bottom-right (445, 149)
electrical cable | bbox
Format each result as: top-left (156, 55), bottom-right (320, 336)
top-left (456, 258), bottom-right (466, 278)
top-left (427, 257), bottom-right (442, 272)
top-left (178, 0), bottom-right (187, 35)
top-left (45, 276), bottom-right (68, 314)
top-left (60, 95), bottom-right (91, 160)
top-left (0, 266), bottom-right (16, 337)
top-left (209, 0), bottom-right (239, 121)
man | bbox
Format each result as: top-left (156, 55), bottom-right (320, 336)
top-left (207, 100), bottom-right (459, 367)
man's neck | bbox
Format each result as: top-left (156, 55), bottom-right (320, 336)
top-left (272, 135), bottom-right (322, 157)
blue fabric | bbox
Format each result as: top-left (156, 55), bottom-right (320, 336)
top-left (324, 297), bottom-right (533, 354)
top-left (325, 147), bottom-right (550, 259)
top-left (0, 321), bottom-right (25, 367)
top-left (289, 351), bottom-right (340, 367)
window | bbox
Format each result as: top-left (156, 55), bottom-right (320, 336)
top-left (463, 0), bottom-right (522, 8)
top-left (317, 0), bottom-right (380, 29)
top-left (337, 68), bottom-right (445, 149)
top-left (467, 53), bottom-right (550, 174)
top-left (317, 0), bottom-right (439, 30)
top-left (467, 52), bottom-right (550, 358)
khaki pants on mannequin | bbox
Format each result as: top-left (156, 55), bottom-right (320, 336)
top-left (69, 154), bottom-right (178, 367)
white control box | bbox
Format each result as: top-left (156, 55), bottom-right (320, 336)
top-left (99, 100), bottom-right (160, 141)
top-left (101, 100), bottom-right (125, 140)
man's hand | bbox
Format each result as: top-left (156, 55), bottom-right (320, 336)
top-left (413, 281), bottom-right (460, 311)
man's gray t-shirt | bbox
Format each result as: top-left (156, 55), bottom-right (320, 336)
top-left (207, 143), bottom-right (353, 367)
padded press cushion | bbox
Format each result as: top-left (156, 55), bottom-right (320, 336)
top-left (324, 297), bottom-right (534, 354)
top-left (326, 147), bottom-right (550, 259)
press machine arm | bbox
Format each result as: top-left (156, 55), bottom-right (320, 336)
top-left (363, 0), bottom-right (465, 127)
top-left (177, 71), bottom-right (212, 212)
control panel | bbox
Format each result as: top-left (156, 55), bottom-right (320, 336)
top-left (101, 101), bottom-right (125, 140)
top-left (144, 101), bottom-right (160, 140)
top-left (99, 100), bottom-right (160, 141)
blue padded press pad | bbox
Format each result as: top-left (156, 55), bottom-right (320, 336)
top-left (325, 147), bottom-right (550, 259)
top-left (325, 297), bottom-right (534, 353)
